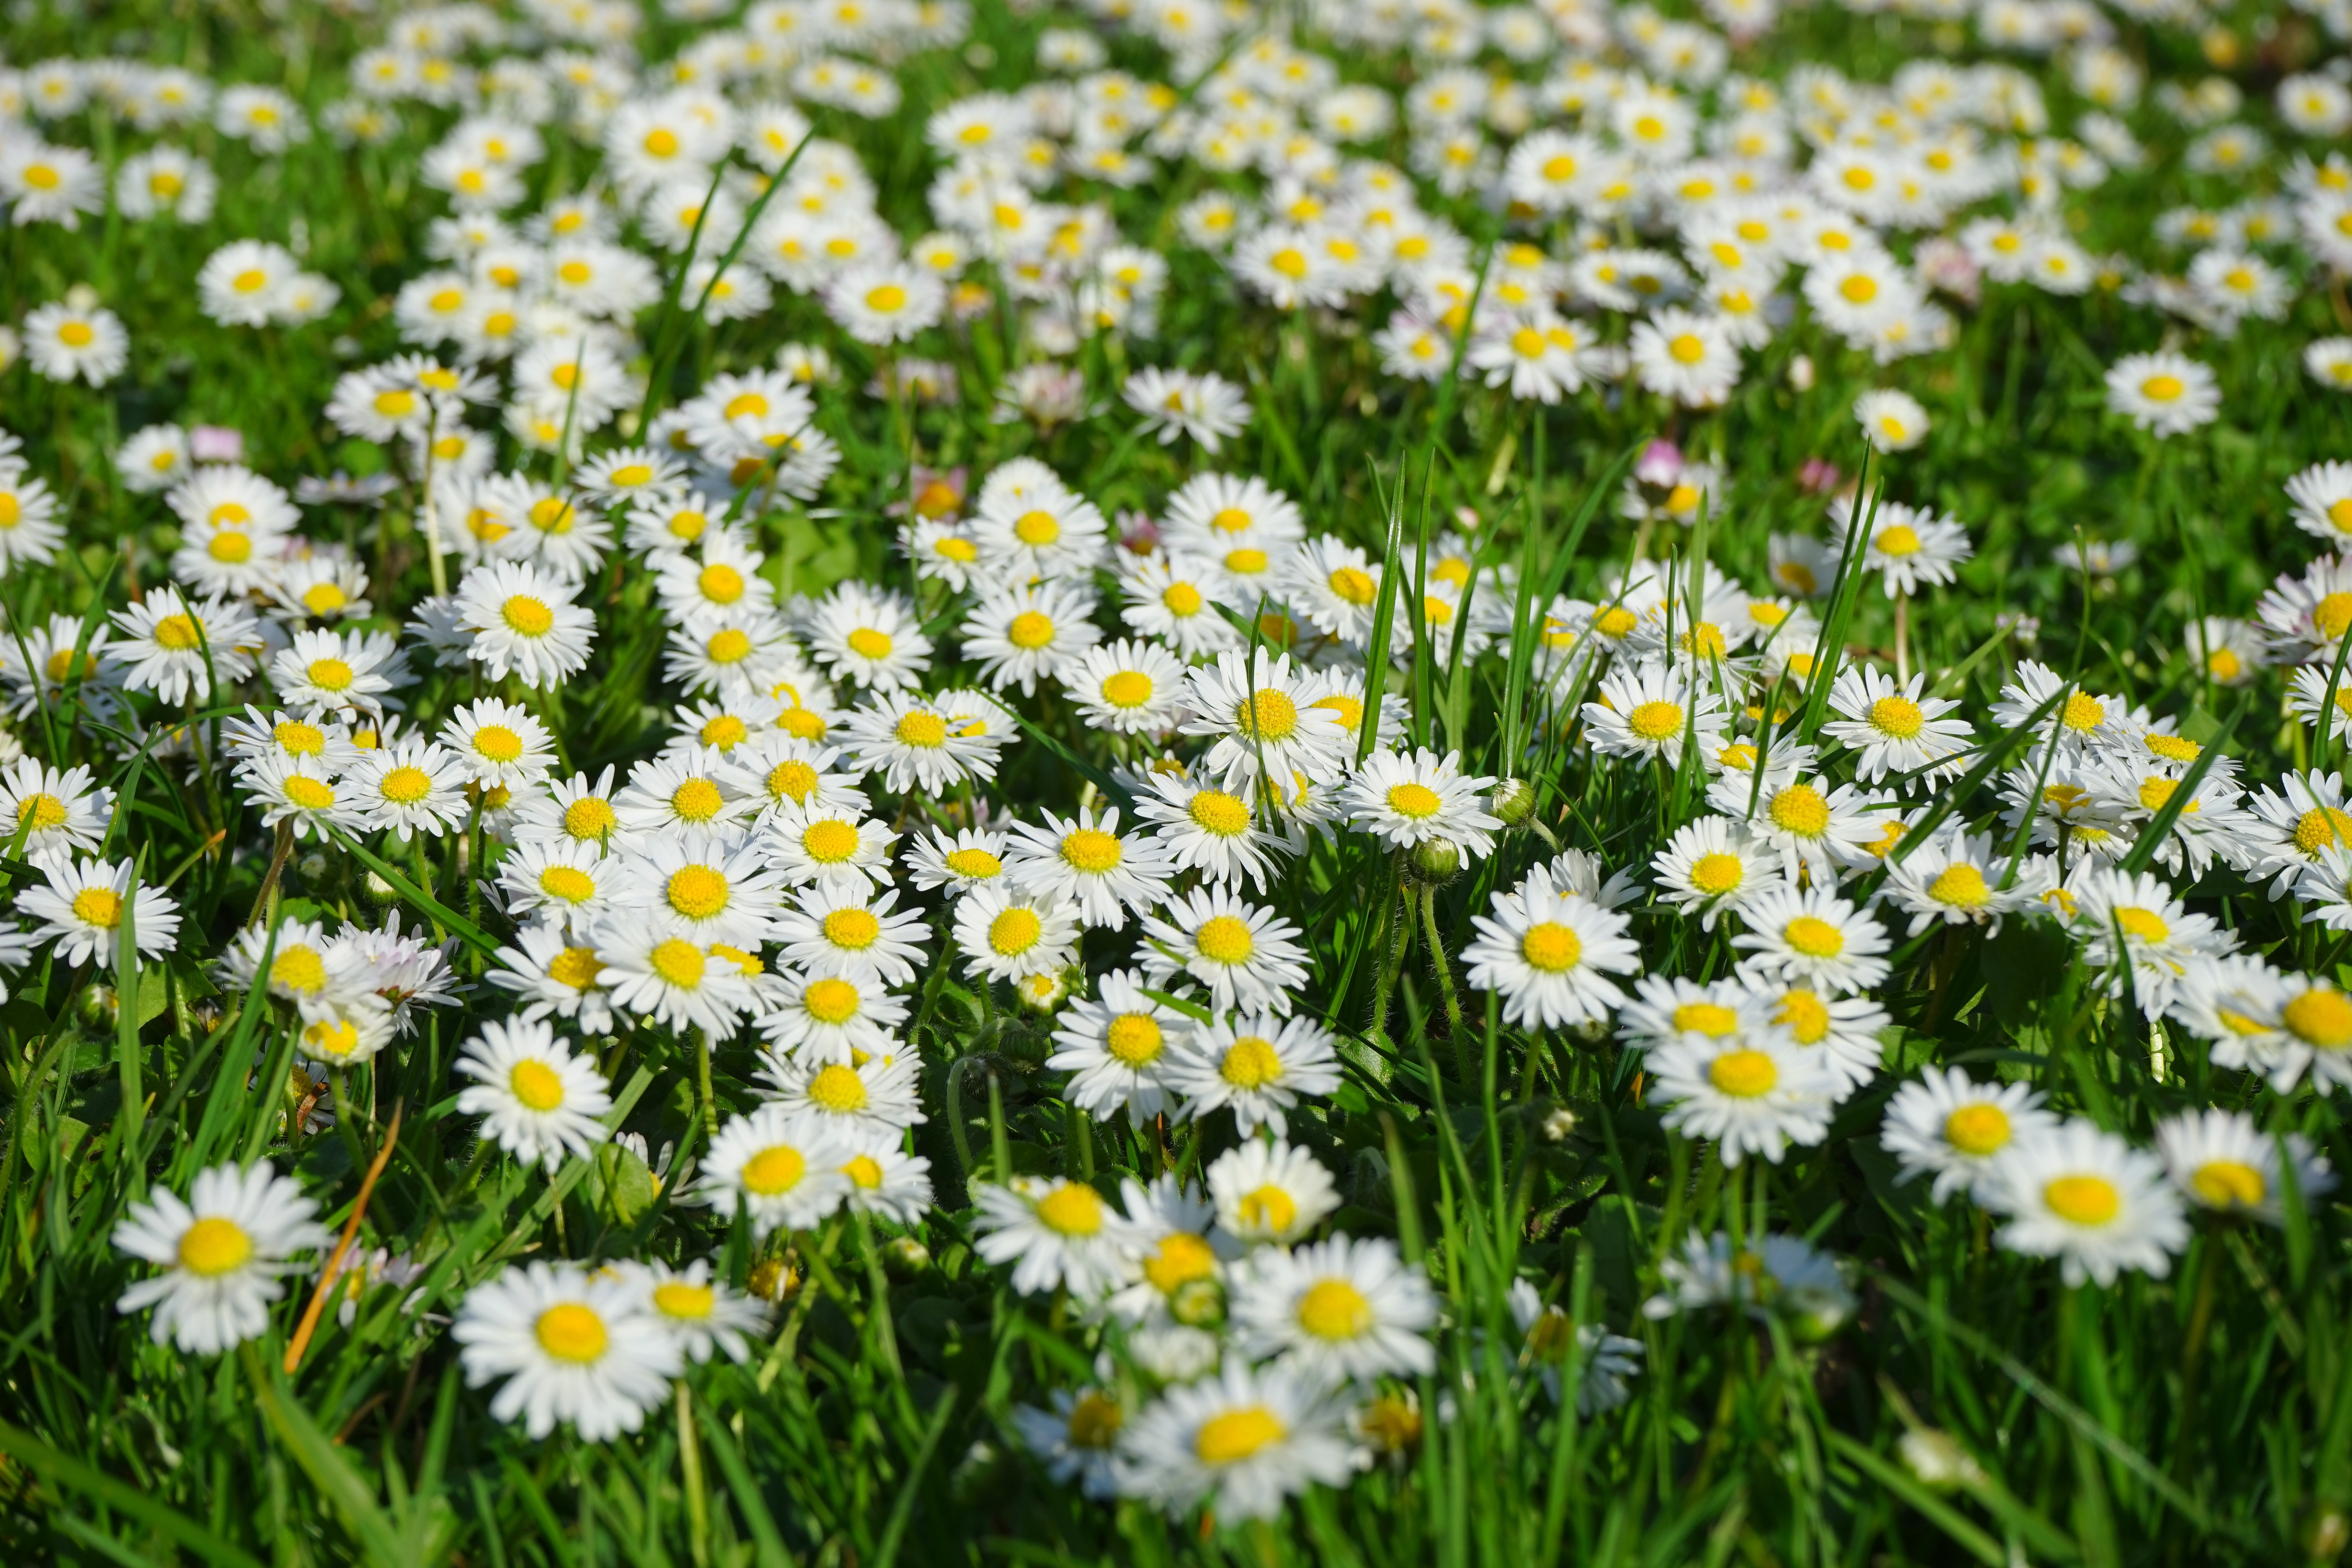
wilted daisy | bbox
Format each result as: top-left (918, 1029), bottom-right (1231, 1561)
top-left (1980, 1120), bottom-right (2188, 1287)
top-left (113, 1160), bottom-right (330, 1354)
top-left (1114, 1361), bottom-right (1355, 1523)
top-left (454, 1017), bottom-right (614, 1171)
top-left (452, 1261), bottom-right (681, 1441)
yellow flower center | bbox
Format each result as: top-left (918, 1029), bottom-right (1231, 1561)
top-left (1874, 524), bottom-right (1921, 557)
top-left (944, 847), bottom-right (1002, 879)
top-left (1220, 1036), bottom-right (1282, 1088)
top-left (539, 865), bottom-right (595, 904)
top-left (1520, 922), bottom-right (1582, 972)
top-left (1627, 700), bottom-right (1683, 740)
top-left (865, 283), bottom-right (907, 313)
top-left (306, 658), bottom-right (354, 692)
top-left (1943, 1103), bottom-right (2010, 1156)
top-left (1387, 782), bottom-right (1443, 819)
top-left (1035, 1181), bottom-right (1104, 1235)
top-left (472, 725), bottom-right (524, 762)
top-left (1777, 988), bottom-right (1829, 1043)
top-left (1784, 916), bottom-right (1843, 957)
top-left (803, 977), bottom-right (862, 1024)
top-left (892, 709), bottom-right (942, 750)
top-left (1163, 582), bottom-right (1204, 616)
top-left (1689, 852), bottom-right (1744, 895)
top-left (1709, 1048), bottom-right (1778, 1097)
top-left (15, 793), bottom-right (65, 830)
top-left (989, 906), bottom-right (1043, 955)
top-left (1142, 1231), bottom-right (1215, 1292)
top-left (272, 947), bottom-right (327, 994)
top-left (563, 797), bottom-right (617, 840)
top-left (802, 820), bottom-right (859, 862)
top-left (2192, 1160), bottom-right (2266, 1209)
top-left (177, 1217), bottom-right (254, 1278)
top-left (1105, 1012), bottom-right (1164, 1066)
top-left (671, 779), bottom-right (724, 823)
top-left (209, 532), bottom-right (252, 563)
top-left (2043, 1175), bottom-right (2120, 1226)
top-left (1870, 696), bottom-right (1924, 737)
top-left (2114, 906), bottom-right (2169, 942)
top-left (742, 1144), bottom-right (805, 1195)
top-left (284, 776), bottom-right (337, 810)
top-left (1839, 274), bottom-right (1878, 304)
top-left (1196, 915), bottom-right (1255, 965)
top-left (1668, 333), bottom-right (1706, 365)
top-left (1769, 785), bottom-right (1830, 836)
top-left (1237, 1183), bottom-right (1296, 1234)
top-left (72, 887), bottom-right (123, 928)
top-left (154, 614), bottom-right (203, 652)
top-left (806, 1063), bottom-right (867, 1112)
top-left (1100, 670), bottom-right (1154, 708)
top-left (666, 866), bottom-right (730, 920)
top-left (1297, 1278), bottom-right (1373, 1340)
top-left (2141, 374), bottom-right (2183, 402)
top-left (1062, 828), bottom-right (1123, 873)
top-left (2284, 988), bottom-right (2352, 1049)
top-left (1014, 509), bottom-right (1060, 545)
top-left (697, 564), bottom-right (745, 606)
top-left (650, 938), bottom-right (706, 987)
top-left (654, 1281), bottom-right (714, 1319)
top-left (1196, 1407), bottom-right (1286, 1465)
top-left (1328, 566), bottom-right (1376, 605)
top-left (1673, 1002), bottom-right (1740, 1037)
top-left (1239, 689), bottom-right (1298, 741)
top-left (2298, 808), bottom-right (2352, 854)
top-left (509, 1058), bottom-right (566, 1111)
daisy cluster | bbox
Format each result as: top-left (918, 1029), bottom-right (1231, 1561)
top-left (4, 0), bottom-right (2352, 1547)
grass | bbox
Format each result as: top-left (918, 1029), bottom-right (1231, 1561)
top-left (2, 1), bottom-right (2351, 1564)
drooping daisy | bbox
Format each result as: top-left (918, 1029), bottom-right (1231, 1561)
top-left (1165, 1012), bottom-right (1341, 1138)
top-left (113, 1160), bottom-right (330, 1354)
top-left (452, 1261), bottom-right (681, 1440)
top-left (1980, 1120), bottom-right (2189, 1287)
top-left (697, 1104), bottom-right (853, 1238)
top-left (1462, 863), bottom-right (1642, 1029)
top-left (1879, 1067), bottom-right (2061, 1204)
top-left (454, 1017), bottom-right (614, 1171)
top-left (1114, 1361), bottom-right (1355, 1523)
top-left (1137, 888), bottom-right (1310, 1016)
top-left (972, 1176), bottom-right (1132, 1298)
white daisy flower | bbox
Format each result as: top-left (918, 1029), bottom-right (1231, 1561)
top-left (951, 885), bottom-right (1082, 983)
top-left (761, 800), bottom-right (898, 890)
top-left (696, 1103), bottom-right (853, 1238)
top-left (1047, 969), bottom-right (1191, 1122)
top-left (440, 698), bottom-right (557, 790)
top-left (1137, 888), bottom-right (1310, 1016)
top-left (973, 1176), bottom-right (1131, 1297)
top-left (1853, 387), bottom-right (1930, 452)
top-left (0, 757), bottom-right (112, 864)
top-left (755, 967), bottom-right (907, 1066)
top-left (1113, 1361), bottom-right (1354, 1523)
top-left (1205, 1139), bottom-right (1340, 1247)
top-left (1230, 1235), bottom-right (1436, 1382)
top-left (1880, 1067), bottom-right (2061, 1204)
top-left (839, 1142), bottom-right (935, 1226)
top-left (838, 688), bottom-right (1004, 796)
top-left (452, 1261), bottom-right (681, 1440)
top-left (1165, 1011), bottom-right (1341, 1138)
top-left (1342, 746), bottom-right (1503, 858)
top-left (1821, 666), bottom-right (1974, 787)
top-left (1060, 639), bottom-right (1189, 734)
top-left (2154, 1107), bottom-right (2335, 1226)
top-left (1462, 864), bottom-right (1642, 1029)
top-left (771, 883), bottom-right (928, 987)
top-left (1980, 1120), bottom-right (2189, 1287)
top-left (1179, 648), bottom-right (1351, 791)
top-left (454, 1017), bottom-right (614, 1171)
top-left (1731, 886), bottom-right (1891, 995)
top-left (351, 736), bottom-right (470, 843)
top-left (2103, 350), bottom-right (2221, 438)
top-left (108, 588), bottom-right (260, 705)
top-left (962, 579), bottom-right (1104, 697)
top-left (1131, 763), bottom-right (1295, 892)
top-left (630, 1258), bottom-right (770, 1364)
top-left (1647, 1027), bottom-right (1840, 1165)
top-left (22, 856), bottom-right (181, 966)
top-left (1583, 660), bottom-right (1729, 769)
top-left (1650, 815), bottom-right (1784, 931)
top-left (1004, 807), bottom-right (1175, 929)
top-left (452, 561), bottom-right (597, 687)
top-left (595, 925), bottom-right (756, 1038)
top-left (904, 826), bottom-right (1011, 893)
top-left (1878, 828), bottom-right (2031, 936)
top-left (1011, 1391), bottom-right (1127, 1501)
top-left (760, 1052), bottom-right (926, 1143)
top-left (113, 1160), bottom-right (330, 1354)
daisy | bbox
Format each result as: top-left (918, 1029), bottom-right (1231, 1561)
top-left (760, 801), bottom-right (898, 890)
top-left (760, 1053), bottom-right (925, 1144)
top-left (837, 689), bottom-right (1003, 795)
top-left (1835, 500), bottom-right (1972, 598)
top-left (2287, 461), bottom-right (2352, 547)
top-left (1166, 1012), bottom-right (1341, 1138)
top-left (724, 734), bottom-right (865, 826)
top-left (0, 758), bottom-right (112, 864)
top-left (452, 562), bottom-right (597, 687)
top-left (904, 826), bottom-right (1011, 893)
top-left (109, 588), bottom-right (259, 704)
top-left (1879, 1067), bottom-right (2060, 1204)
top-left (269, 628), bottom-right (408, 718)
top-left (1878, 829), bottom-right (2031, 935)
top-left (454, 1018), bottom-right (613, 1171)
top-left (1980, 1121), bottom-right (2189, 1287)
top-left (339, 728), bottom-right (464, 836)
top-left (1822, 666), bottom-right (1973, 786)
top-left (1180, 648), bottom-right (1351, 790)
top-left (243, 751), bottom-right (370, 840)
top-left (2070, 867), bottom-right (2233, 1018)
top-left (23, 300), bottom-right (129, 385)
top-left (1114, 1362), bottom-right (1355, 1523)
top-left (22, 857), bottom-right (182, 966)
top-left (1061, 640), bottom-right (1189, 735)
top-left (655, 535), bottom-right (776, 631)
top-left (1650, 815), bottom-right (1783, 931)
top-left (1508, 1282), bottom-right (1646, 1416)
top-left (453, 1261), bottom-right (681, 1441)
top-left (1012, 1392), bottom-right (1126, 1501)
top-left (631, 1259), bottom-right (770, 1364)
top-left (973, 1176), bottom-right (1131, 1298)
top-left (1628, 308), bottom-right (1742, 407)
top-left (839, 1143), bottom-right (935, 1226)
top-left (1462, 864), bottom-right (1642, 1029)
top-left (1231, 1235), bottom-right (1436, 1382)
top-left (1341, 747), bottom-right (1503, 859)
top-left (1583, 661), bottom-right (1728, 769)
top-left (952, 886), bottom-right (1083, 983)
top-left (510, 766), bottom-right (622, 855)
top-left (962, 580), bottom-right (1103, 697)
top-left (1710, 769), bottom-right (1882, 886)
top-left (772, 883), bottom-right (929, 986)
top-left (1137, 889), bottom-right (1310, 1016)
top-left (440, 699), bottom-right (556, 790)
top-left (1207, 1139), bottom-right (1340, 1247)
top-left (113, 1160), bottom-right (329, 1354)
top-left (1617, 975), bottom-right (1779, 1056)
top-left (1004, 808), bottom-right (1174, 929)
top-left (1647, 1029), bottom-right (1839, 1165)
top-left (0, 469), bottom-right (64, 573)
top-left (494, 838), bottom-right (614, 937)
top-left (800, 583), bottom-right (932, 693)
top-left (612, 752), bottom-right (753, 856)
top-left (1642, 1231), bottom-right (1853, 1330)
top-left (696, 1105), bottom-right (852, 1238)
top-left (969, 474), bottom-right (1112, 585)
top-left (1047, 969), bottom-right (1190, 1122)
top-left (755, 967), bottom-right (907, 1066)
top-left (1120, 550), bottom-right (1242, 658)
top-left (1853, 388), bottom-right (1930, 452)
top-left (2155, 1108), bottom-right (2335, 1226)
top-left (595, 925), bottom-right (756, 1037)
top-left (1122, 367), bottom-right (1252, 453)
top-left (1731, 886), bottom-right (1891, 995)
top-left (2104, 351), bottom-right (2221, 438)
top-left (1131, 763), bottom-right (1292, 892)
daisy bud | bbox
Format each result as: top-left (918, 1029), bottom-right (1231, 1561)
top-left (1408, 838), bottom-right (1463, 885)
top-left (1542, 1106), bottom-right (1579, 1142)
top-left (1492, 777), bottom-right (1537, 826)
top-left (882, 1236), bottom-right (931, 1279)
top-left (1170, 1277), bottom-right (1226, 1329)
top-left (363, 869), bottom-right (399, 904)
top-left (296, 851), bottom-right (327, 881)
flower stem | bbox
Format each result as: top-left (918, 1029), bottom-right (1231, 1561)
top-left (694, 1025), bottom-right (718, 1137)
top-left (1419, 883), bottom-right (1470, 1087)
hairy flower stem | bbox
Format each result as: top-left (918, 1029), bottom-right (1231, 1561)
top-left (1420, 883), bottom-right (1472, 1087)
top-left (694, 1025), bottom-right (717, 1136)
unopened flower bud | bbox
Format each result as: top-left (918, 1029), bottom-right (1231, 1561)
top-left (882, 1236), bottom-right (931, 1279)
top-left (1408, 838), bottom-right (1462, 884)
top-left (1492, 777), bottom-right (1536, 825)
